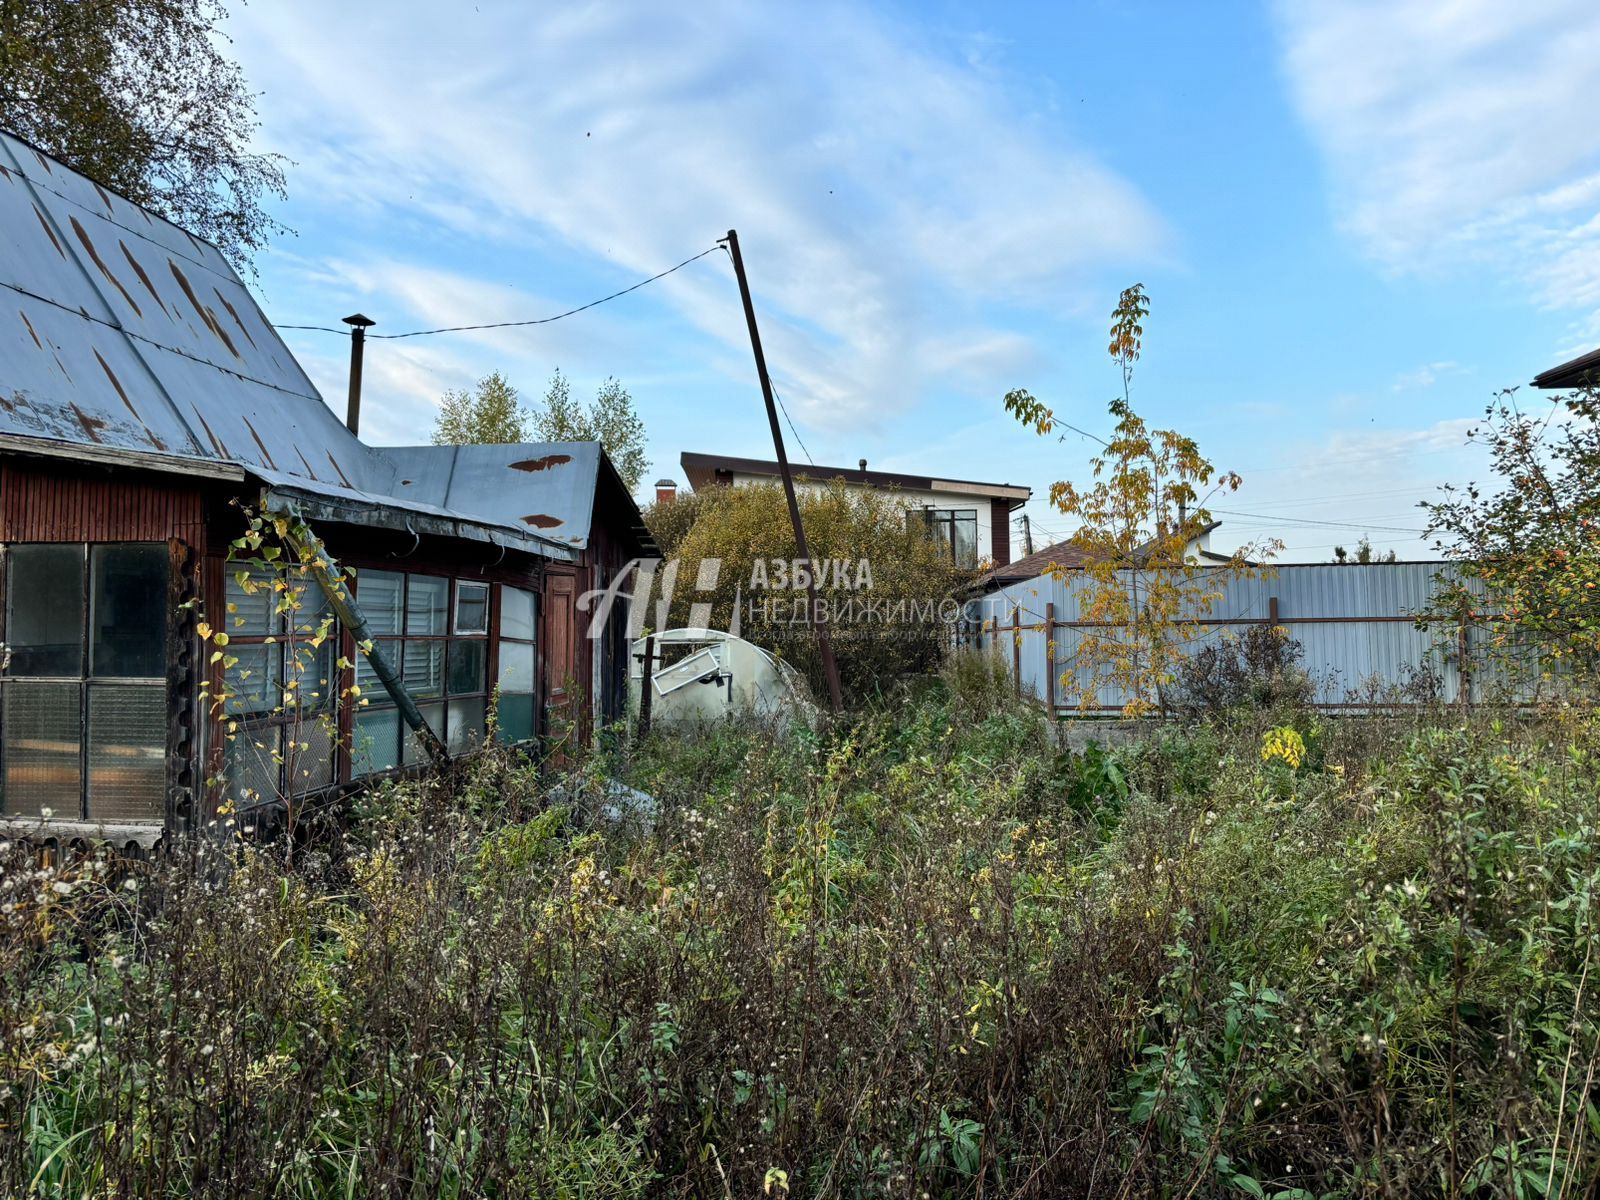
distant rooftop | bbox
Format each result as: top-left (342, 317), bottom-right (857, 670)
top-left (1533, 347), bottom-right (1600, 390)
top-left (680, 450), bottom-right (1030, 503)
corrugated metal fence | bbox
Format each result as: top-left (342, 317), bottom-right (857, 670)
top-left (962, 562), bottom-right (1527, 713)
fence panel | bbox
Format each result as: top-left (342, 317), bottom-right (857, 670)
top-left (963, 562), bottom-right (1526, 714)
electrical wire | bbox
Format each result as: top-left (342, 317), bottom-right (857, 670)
top-left (1207, 507), bottom-right (1426, 534)
top-left (769, 378), bottom-right (814, 465)
top-left (273, 244), bottom-right (724, 339)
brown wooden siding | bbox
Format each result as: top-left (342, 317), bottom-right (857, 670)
top-left (989, 497), bottom-right (1011, 567)
top-left (0, 459), bottom-right (205, 544)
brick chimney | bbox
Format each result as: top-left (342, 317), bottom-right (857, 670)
top-left (654, 478), bottom-right (677, 505)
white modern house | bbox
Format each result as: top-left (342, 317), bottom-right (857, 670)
top-left (674, 451), bottom-right (1032, 568)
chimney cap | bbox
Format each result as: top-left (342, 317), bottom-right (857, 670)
top-left (342, 313), bottom-right (376, 328)
top-left (654, 478), bottom-right (677, 488)
top-left (858, 458), bottom-right (868, 471)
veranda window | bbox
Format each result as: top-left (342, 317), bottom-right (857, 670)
top-left (2, 543), bottom-right (167, 823)
top-left (496, 584), bottom-right (537, 744)
top-left (350, 571), bottom-right (491, 775)
top-left (219, 565), bottom-right (338, 808)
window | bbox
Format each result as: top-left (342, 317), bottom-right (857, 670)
top-left (912, 507), bottom-right (980, 568)
top-left (496, 584), bottom-right (537, 744)
top-left (221, 565), bottom-right (338, 809)
top-left (3, 543), bottom-right (167, 823)
top-left (350, 572), bottom-right (491, 775)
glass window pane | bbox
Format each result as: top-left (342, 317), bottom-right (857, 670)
top-left (357, 569), bottom-right (404, 637)
top-left (448, 639), bottom-right (486, 695)
top-left (500, 585), bottom-right (536, 641)
top-left (456, 582), bottom-right (489, 634)
top-left (286, 640), bottom-right (338, 713)
top-left (447, 696), bottom-right (487, 753)
top-left (224, 644), bottom-right (280, 717)
top-left (495, 693), bottom-right (535, 744)
top-left (352, 709), bottom-right (399, 776)
top-left (404, 639), bottom-right (444, 700)
top-left (406, 575), bottom-right (448, 636)
top-left (285, 577), bottom-right (331, 637)
top-left (7, 545), bottom-right (84, 676)
top-left (953, 516), bottom-right (978, 569)
top-left (87, 685), bottom-right (165, 822)
top-left (225, 723), bottom-right (281, 810)
top-left (91, 544), bottom-right (167, 677)
top-left (283, 718), bottom-right (337, 795)
top-left (2, 681), bottom-right (82, 817)
top-left (355, 638), bottom-right (399, 697)
top-left (402, 703), bottom-right (445, 766)
top-left (226, 564), bottom-right (280, 636)
top-left (497, 640), bottom-right (535, 695)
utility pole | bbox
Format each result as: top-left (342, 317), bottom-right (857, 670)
top-left (342, 313), bottom-right (374, 435)
top-left (720, 229), bottom-right (843, 713)
top-left (1020, 512), bottom-right (1034, 556)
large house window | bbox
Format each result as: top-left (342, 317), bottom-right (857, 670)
top-left (912, 507), bottom-right (979, 568)
top-left (2, 543), bottom-right (167, 823)
top-left (496, 584), bottom-right (537, 744)
top-left (350, 571), bottom-right (491, 775)
top-left (220, 565), bottom-right (338, 808)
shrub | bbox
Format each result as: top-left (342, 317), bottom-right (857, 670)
top-left (1171, 623), bottom-right (1314, 717)
top-left (666, 479), bottom-right (970, 701)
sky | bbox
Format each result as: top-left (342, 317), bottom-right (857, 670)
top-left (225, 0), bottom-right (1600, 562)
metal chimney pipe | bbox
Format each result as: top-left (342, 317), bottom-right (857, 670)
top-left (342, 313), bottom-right (375, 435)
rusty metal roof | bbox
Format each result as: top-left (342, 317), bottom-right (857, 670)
top-left (0, 130), bottom-right (579, 562)
top-left (382, 443), bottom-right (606, 548)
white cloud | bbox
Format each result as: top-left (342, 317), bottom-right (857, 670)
top-left (1391, 360), bottom-right (1463, 391)
top-left (228, 2), bottom-right (1166, 432)
top-left (1276, 0), bottom-right (1600, 332)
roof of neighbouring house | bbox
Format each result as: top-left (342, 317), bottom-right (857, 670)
top-left (680, 450), bottom-right (1031, 503)
top-left (0, 127), bottom-right (647, 563)
top-left (1533, 347), bottom-right (1600, 390)
top-left (969, 520), bottom-right (1236, 593)
top-left (970, 540), bottom-right (1095, 592)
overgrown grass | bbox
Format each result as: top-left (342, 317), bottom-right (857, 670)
top-left (3, 688), bottom-right (1599, 1197)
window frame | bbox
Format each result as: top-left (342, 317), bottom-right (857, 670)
top-left (215, 562), bottom-right (342, 808)
top-left (914, 507), bottom-right (981, 569)
top-left (1, 541), bottom-right (168, 824)
top-left (349, 570), bottom-right (492, 776)
top-left (493, 582), bottom-right (539, 746)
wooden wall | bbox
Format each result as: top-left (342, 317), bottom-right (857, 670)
top-left (0, 459), bottom-right (205, 544)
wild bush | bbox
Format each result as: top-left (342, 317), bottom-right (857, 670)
top-left (3, 706), bottom-right (1597, 1197)
top-left (1171, 624), bottom-right (1315, 718)
top-left (667, 479), bottom-right (970, 701)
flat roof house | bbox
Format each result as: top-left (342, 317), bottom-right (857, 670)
top-left (678, 450), bottom-right (1031, 568)
top-left (0, 130), bottom-right (651, 848)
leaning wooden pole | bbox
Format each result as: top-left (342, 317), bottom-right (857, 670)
top-left (721, 228), bottom-right (844, 712)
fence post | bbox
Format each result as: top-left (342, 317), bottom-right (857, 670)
top-left (1011, 605), bottom-right (1021, 697)
top-left (1268, 595), bottom-right (1280, 627)
top-left (1457, 617), bottom-right (1471, 712)
top-left (636, 635), bottom-right (656, 742)
top-left (1044, 602), bottom-right (1056, 715)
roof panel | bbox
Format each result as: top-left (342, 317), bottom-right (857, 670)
top-left (0, 130), bottom-right (381, 490)
top-left (383, 442), bottom-right (603, 547)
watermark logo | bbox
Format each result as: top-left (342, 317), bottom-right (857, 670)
top-left (577, 556), bottom-right (958, 642)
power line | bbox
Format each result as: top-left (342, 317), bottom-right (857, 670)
top-left (273, 244), bottom-right (724, 340)
top-left (1208, 507), bottom-right (1426, 534)
top-left (769, 378), bottom-right (814, 465)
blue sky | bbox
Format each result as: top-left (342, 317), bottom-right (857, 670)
top-left (226, 1), bottom-right (1600, 561)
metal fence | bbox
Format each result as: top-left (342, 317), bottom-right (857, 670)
top-left (961, 562), bottom-right (1527, 714)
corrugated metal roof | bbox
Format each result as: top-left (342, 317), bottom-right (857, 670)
top-left (383, 443), bottom-right (605, 548)
top-left (0, 130), bottom-right (395, 490)
top-left (0, 130), bottom-right (582, 562)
